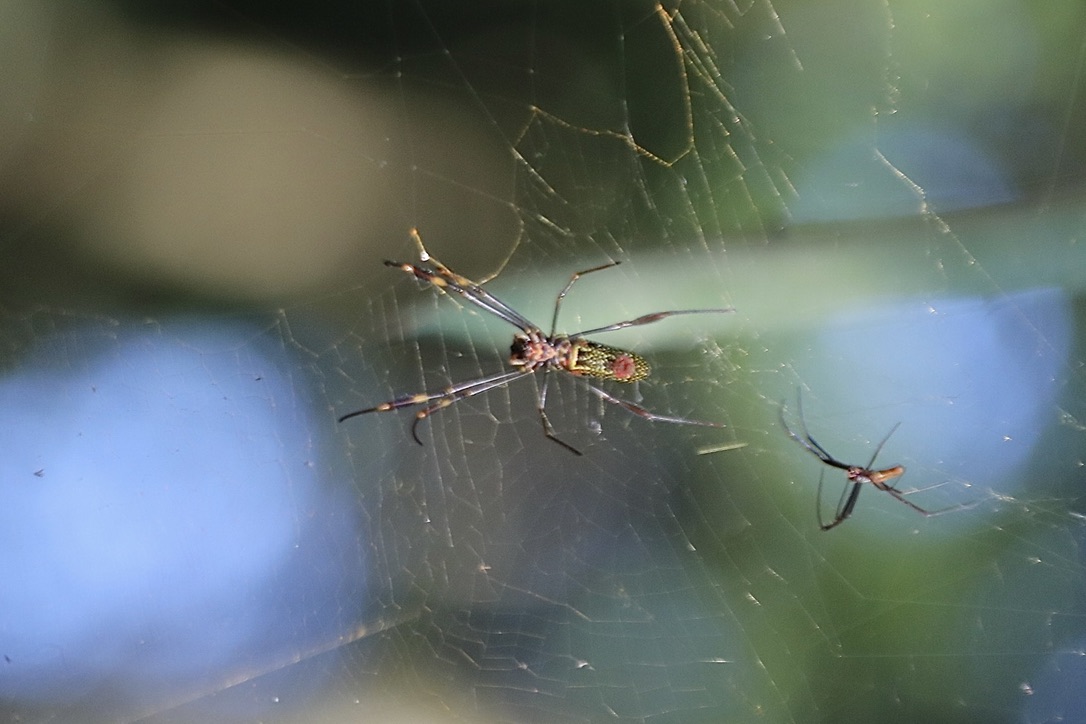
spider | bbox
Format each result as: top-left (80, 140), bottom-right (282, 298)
top-left (338, 229), bottom-right (733, 455)
top-left (780, 391), bottom-right (966, 530)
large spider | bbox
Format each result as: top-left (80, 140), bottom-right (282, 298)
top-left (338, 229), bottom-right (733, 455)
top-left (780, 391), bottom-right (968, 530)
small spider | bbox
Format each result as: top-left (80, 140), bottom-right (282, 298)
top-left (338, 229), bottom-right (733, 455)
top-left (780, 391), bottom-right (968, 530)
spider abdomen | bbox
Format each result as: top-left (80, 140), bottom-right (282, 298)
top-left (567, 340), bottom-right (650, 382)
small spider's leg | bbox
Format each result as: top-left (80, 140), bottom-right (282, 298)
top-left (779, 398), bottom-right (851, 471)
top-left (584, 384), bottom-right (725, 427)
top-left (835, 480), bottom-right (863, 530)
top-left (779, 401), bottom-right (818, 455)
top-left (573, 307), bottom-right (734, 338)
top-left (864, 421), bottom-right (902, 470)
top-left (817, 470), bottom-right (861, 530)
top-left (535, 371), bottom-right (583, 456)
top-left (879, 486), bottom-right (935, 516)
top-left (792, 391), bottom-right (840, 464)
top-left (870, 475), bottom-right (979, 518)
top-left (549, 261), bottom-right (622, 336)
top-left (816, 469), bottom-right (830, 529)
top-left (820, 479), bottom-right (862, 531)
top-left (885, 480), bottom-right (980, 510)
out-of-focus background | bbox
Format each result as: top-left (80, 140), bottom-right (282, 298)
top-left (2, 1), bottom-right (1085, 721)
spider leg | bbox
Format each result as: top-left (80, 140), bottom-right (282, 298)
top-left (816, 469), bottom-right (831, 529)
top-left (339, 369), bottom-right (528, 444)
top-left (875, 482), bottom-right (976, 518)
top-left (385, 258), bottom-right (538, 332)
top-left (404, 228), bottom-right (489, 294)
top-left (535, 371), bottom-right (583, 456)
top-left (550, 261), bottom-right (623, 336)
top-left (583, 383), bottom-right (725, 427)
top-left (384, 229), bottom-right (539, 332)
top-left (877, 484), bottom-right (936, 516)
top-left (779, 396), bottom-right (851, 472)
top-left (819, 473), bottom-right (863, 531)
top-left (863, 421), bottom-right (902, 470)
top-left (792, 392), bottom-right (844, 465)
top-left (409, 370), bottom-right (535, 443)
top-left (573, 308), bottom-right (734, 338)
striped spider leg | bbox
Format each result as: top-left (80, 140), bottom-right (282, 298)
top-left (780, 391), bottom-right (968, 530)
top-left (338, 229), bottom-right (733, 455)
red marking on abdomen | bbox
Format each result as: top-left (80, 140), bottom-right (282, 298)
top-left (611, 355), bottom-right (637, 380)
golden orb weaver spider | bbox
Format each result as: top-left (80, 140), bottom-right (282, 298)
top-left (780, 391), bottom-right (970, 530)
top-left (338, 229), bottom-right (733, 455)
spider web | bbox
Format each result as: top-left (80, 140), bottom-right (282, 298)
top-left (2, 1), bottom-right (1086, 721)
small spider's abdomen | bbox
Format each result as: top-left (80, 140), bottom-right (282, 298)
top-left (869, 465), bottom-right (905, 485)
top-left (568, 340), bottom-right (650, 382)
